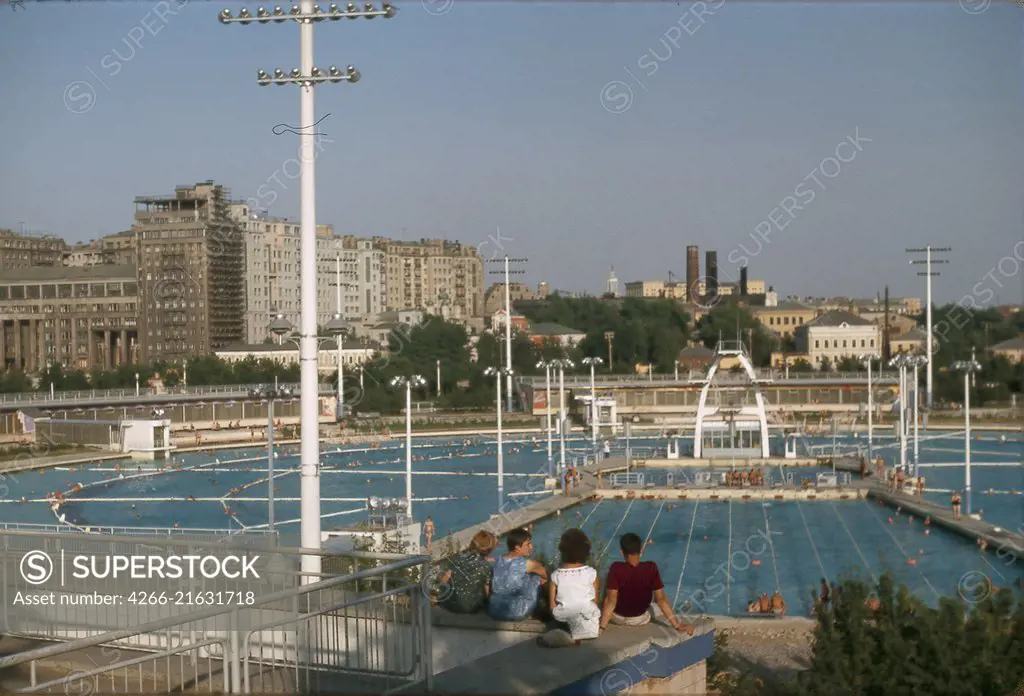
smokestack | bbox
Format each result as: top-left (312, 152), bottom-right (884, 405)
top-left (705, 251), bottom-right (718, 298)
top-left (883, 285), bottom-right (891, 362)
top-left (740, 266), bottom-right (748, 297)
top-left (686, 245), bottom-right (699, 302)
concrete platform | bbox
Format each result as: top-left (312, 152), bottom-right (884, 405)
top-left (866, 483), bottom-right (1024, 560)
top-left (593, 486), bottom-right (866, 501)
top-left (413, 617), bottom-right (715, 695)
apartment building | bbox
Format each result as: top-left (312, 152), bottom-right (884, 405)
top-left (0, 265), bottom-right (139, 372)
top-left (378, 238), bottom-right (483, 320)
top-left (230, 203), bottom-right (336, 344)
top-left (751, 301), bottom-right (820, 338)
top-left (795, 310), bottom-right (881, 368)
top-left (484, 282), bottom-right (536, 316)
top-left (623, 280), bottom-right (693, 300)
top-left (0, 228), bottom-right (67, 271)
top-left (133, 181), bottom-right (245, 363)
top-left (320, 236), bottom-right (386, 322)
top-left (63, 230), bottom-right (136, 268)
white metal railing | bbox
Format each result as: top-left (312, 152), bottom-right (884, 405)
top-left (0, 383), bottom-right (335, 407)
top-left (517, 370), bottom-right (899, 387)
top-left (0, 533), bottom-right (432, 695)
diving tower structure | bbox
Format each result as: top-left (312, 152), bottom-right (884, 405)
top-left (692, 340), bottom-right (772, 458)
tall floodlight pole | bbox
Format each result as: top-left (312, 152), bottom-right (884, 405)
top-left (536, 360), bottom-right (554, 478)
top-left (326, 313), bottom-right (347, 418)
top-left (553, 359), bottom-right (574, 475)
top-left (487, 255), bottom-right (527, 412)
top-left (436, 359), bottom-right (442, 398)
top-left (390, 375), bottom-right (426, 520)
top-left (909, 355), bottom-right (927, 476)
top-left (859, 354), bottom-right (878, 462)
top-left (907, 246), bottom-right (950, 414)
top-left (889, 355), bottom-right (908, 472)
top-left (953, 359), bottom-right (981, 515)
top-left (484, 367), bottom-right (512, 509)
top-left (220, 0), bottom-right (396, 583)
top-left (582, 356), bottom-right (603, 455)
top-left (335, 255), bottom-right (345, 414)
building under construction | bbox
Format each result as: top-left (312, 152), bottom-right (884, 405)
top-left (133, 181), bottom-right (245, 363)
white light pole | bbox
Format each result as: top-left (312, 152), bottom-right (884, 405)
top-left (536, 360), bottom-right (554, 479)
top-left (503, 258), bottom-right (513, 413)
top-left (908, 245), bottom-right (950, 413)
top-left (889, 355), bottom-right (908, 472)
top-left (250, 383), bottom-right (292, 533)
top-left (135, 372), bottom-right (140, 397)
top-left (436, 359), bottom-right (442, 398)
top-left (582, 356), bottom-right (604, 455)
top-left (485, 366), bottom-right (512, 509)
top-left (859, 353), bottom-right (878, 463)
top-left (326, 313), bottom-right (347, 418)
top-left (335, 255), bottom-right (345, 415)
top-left (553, 359), bottom-right (574, 476)
top-left (908, 355), bottom-right (928, 476)
top-left (390, 375), bottom-right (426, 521)
top-left (220, 0), bottom-right (396, 584)
top-left (953, 359), bottom-right (981, 515)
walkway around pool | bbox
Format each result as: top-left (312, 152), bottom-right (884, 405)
top-left (865, 482), bottom-right (1024, 560)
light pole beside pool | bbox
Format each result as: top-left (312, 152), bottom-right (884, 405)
top-left (859, 353), bottom-right (878, 463)
top-left (536, 360), bottom-right (555, 479)
top-left (485, 366), bottom-right (513, 510)
top-left (953, 358), bottom-right (981, 515)
top-left (219, 0), bottom-right (396, 584)
top-left (582, 356), bottom-right (603, 458)
top-left (551, 358), bottom-right (574, 478)
top-left (326, 313), bottom-right (348, 419)
top-left (135, 372), bottom-right (140, 397)
top-left (390, 375), bottom-right (426, 521)
top-left (907, 355), bottom-right (928, 477)
top-left (889, 354), bottom-right (909, 473)
top-left (249, 382), bottom-right (293, 533)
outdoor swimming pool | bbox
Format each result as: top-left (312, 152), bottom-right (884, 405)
top-left (3, 430), bottom-right (1020, 614)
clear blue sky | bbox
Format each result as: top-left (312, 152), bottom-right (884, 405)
top-left (0, 1), bottom-right (1021, 305)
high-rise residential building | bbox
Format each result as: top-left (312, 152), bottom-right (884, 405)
top-left (484, 282), bottom-right (536, 316)
top-left (229, 202), bottom-right (334, 344)
top-left (378, 238), bottom-right (484, 320)
top-left (133, 181), bottom-right (245, 363)
top-left (0, 265), bottom-right (139, 372)
top-left (320, 235), bottom-right (386, 325)
top-left (0, 228), bottom-right (67, 271)
top-left (686, 245), bottom-right (700, 302)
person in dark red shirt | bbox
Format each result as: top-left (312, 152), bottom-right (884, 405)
top-left (599, 533), bottom-right (693, 634)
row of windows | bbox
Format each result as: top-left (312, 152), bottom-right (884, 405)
top-left (814, 338), bottom-right (876, 349)
top-left (764, 315), bottom-right (807, 326)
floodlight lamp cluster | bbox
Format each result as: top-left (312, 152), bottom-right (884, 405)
top-left (257, 65), bottom-right (359, 86)
top-left (550, 358), bottom-right (575, 369)
top-left (249, 385), bottom-right (295, 399)
top-left (582, 356), bottom-right (604, 367)
top-left (484, 366), bottom-right (514, 378)
top-left (390, 375), bottom-right (428, 388)
top-left (220, 3), bottom-right (396, 24)
top-left (952, 360), bottom-right (982, 373)
top-left (366, 496), bottom-right (409, 512)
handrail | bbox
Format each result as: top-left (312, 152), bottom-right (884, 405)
top-left (0, 551), bottom-right (430, 671)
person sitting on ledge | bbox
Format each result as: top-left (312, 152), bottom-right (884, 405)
top-left (438, 530), bottom-right (497, 615)
top-left (539, 529), bottom-right (600, 647)
top-left (487, 527), bottom-right (548, 622)
top-left (598, 533), bottom-right (692, 633)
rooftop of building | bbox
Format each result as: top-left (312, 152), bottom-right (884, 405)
top-left (991, 335), bottom-right (1024, 351)
top-left (528, 322), bottom-right (584, 335)
top-left (0, 264), bottom-right (137, 282)
top-left (897, 327), bottom-right (928, 342)
top-left (752, 300), bottom-right (818, 312)
top-left (805, 309), bottom-right (874, 328)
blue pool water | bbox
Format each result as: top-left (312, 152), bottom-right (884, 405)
top-left (3, 430), bottom-right (1020, 614)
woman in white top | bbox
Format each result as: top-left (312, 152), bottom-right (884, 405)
top-left (547, 528), bottom-right (601, 643)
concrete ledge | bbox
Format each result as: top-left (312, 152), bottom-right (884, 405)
top-left (429, 606), bottom-right (549, 633)
top-left (419, 618), bottom-right (714, 695)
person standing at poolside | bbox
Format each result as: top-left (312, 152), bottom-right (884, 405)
top-left (951, 491), bottom-right (962, 520)
top-left (423, 517), bottom-right (435, 550)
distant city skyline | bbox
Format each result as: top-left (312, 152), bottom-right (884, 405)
top-left (0, 2), bottom-right (1020, 305)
